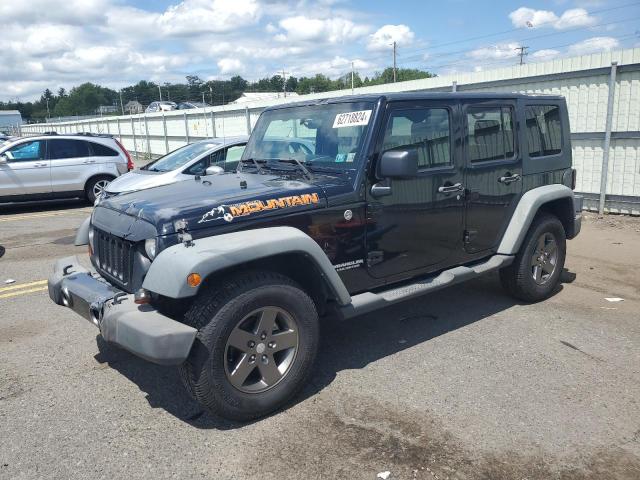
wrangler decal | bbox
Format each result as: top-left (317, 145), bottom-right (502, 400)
top-left (198, 193), bottom-right (320, 224)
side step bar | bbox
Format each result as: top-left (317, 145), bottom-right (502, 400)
top-left (339, 254), bottom-right (514, 319)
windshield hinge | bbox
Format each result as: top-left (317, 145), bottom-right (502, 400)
top-left (174, 219), bottom-right (194, 247)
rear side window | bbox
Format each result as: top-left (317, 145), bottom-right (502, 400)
top-left (90, 142), bottom-right (119, 157)
top-left (48, 139), bottom-right (90, 159)
top-left (382, 107), bottom-right (451, 169)
top-left (466, 107), bottom-right (515, 163)
top-left (525, 105), bottom-right (562, 157)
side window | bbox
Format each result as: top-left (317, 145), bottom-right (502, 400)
top-left (184, 158), bottom-right (207, 175)
top-left (90, 142), bottom-right (119, 157)
top-left (466, 107), bottom-right (515, 163)
top-left (382, 107), bottom-right (451, 169)
top-left (525, 105), bottom-right (562, 158)
top-left (48, 139), bottom-right (90, 160)
top-left (4, 140), bottom-right (44, 161)
top-left (223, 145), bottom-right (246, 171)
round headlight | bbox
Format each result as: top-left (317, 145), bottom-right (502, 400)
top-left (144, 238), bottom-right (157, 260)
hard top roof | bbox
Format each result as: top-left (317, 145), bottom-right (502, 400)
top-left (264, 91), bottom-right (565, 111)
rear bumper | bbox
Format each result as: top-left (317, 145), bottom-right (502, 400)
top-left (48, 256), bottom-right (196, 365)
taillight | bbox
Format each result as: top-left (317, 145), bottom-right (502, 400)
top-left (115, 139), bottom-right (134, 171)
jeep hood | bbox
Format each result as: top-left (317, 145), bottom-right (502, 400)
top-left (96, 172), bottom-right (328, 235)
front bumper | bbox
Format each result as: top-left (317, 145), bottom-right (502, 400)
top-left (48, 256), bottom-right (197, 365)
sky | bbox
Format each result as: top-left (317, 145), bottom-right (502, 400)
top-left (1, 0), bottom-right (639, 101)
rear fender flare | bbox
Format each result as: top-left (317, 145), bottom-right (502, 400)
top-left (497, 184), bottom-right (575, 255)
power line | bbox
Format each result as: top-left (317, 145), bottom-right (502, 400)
top-left (397, 0), bottom-right (640, 57)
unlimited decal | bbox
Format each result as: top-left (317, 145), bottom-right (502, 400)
top-left (199, 193), bottom-right (320, 223)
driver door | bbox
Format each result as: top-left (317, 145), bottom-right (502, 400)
top-left (0, 140), bottom-right (50, 197)
top-left (366, 101), bottom-right (465, 280)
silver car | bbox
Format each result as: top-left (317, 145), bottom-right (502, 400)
top-left (104, 136), bottom-right (248, 195)
top-left (145, 101), bottom-right (177, 113)
top-left (0, 133), bottom-right (132, 203)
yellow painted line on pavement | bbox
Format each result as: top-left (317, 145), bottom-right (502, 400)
top-left (0, 286), bottom-right (48, 299)
top-left (0, 279), bottom-right (48, 293)
top-left (0, 209), bottom-right (92, 222)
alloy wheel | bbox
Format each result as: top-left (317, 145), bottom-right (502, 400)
top-left (224, 306), bottom-right (299, 393)
top-left (530, 232), bottom-right (558, 285)
top-left (93, 179), bottom-right (110, 199)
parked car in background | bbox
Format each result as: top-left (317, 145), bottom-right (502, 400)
top-left (0, 133), bottom-right (133, 203)
top-left (103, 136), bottom-right (248, 195)
top-left (145, 101), bottom-right (177, 113)
top-left (177, 101), bottom-right (210, 110)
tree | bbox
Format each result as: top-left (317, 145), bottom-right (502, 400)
top-left (53, 83), bottom-right (117, 117)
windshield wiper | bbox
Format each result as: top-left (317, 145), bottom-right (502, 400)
top-left (276, 158), bottom-right (314, 181)
top-left (237, 158), bottom-right (267, 174)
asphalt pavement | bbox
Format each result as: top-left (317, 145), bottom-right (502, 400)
top-left (1, 202), bottom-right (639, 480)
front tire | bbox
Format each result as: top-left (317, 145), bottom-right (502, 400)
top-left (500, 213), bottom-right (566, 302)
top-left (179, 271), bottom-right (319, 421)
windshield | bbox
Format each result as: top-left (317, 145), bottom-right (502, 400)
top-left (242, 101), bottom-right (375, 172)
top-left (142, 142), bottom-right (219, 172)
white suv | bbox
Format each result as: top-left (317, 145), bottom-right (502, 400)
top-left (0, 133), bottom-right (133, 204)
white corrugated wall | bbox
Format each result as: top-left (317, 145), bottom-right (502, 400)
top-left (21, 48), bottom-right (640, 213)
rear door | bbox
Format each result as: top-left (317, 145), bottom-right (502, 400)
top-left (463, 100), bottom-right (522, 254)
top-left (49, 139), bottom-right (94, 193)
top-left (0, 140), bottom-right (50, 196)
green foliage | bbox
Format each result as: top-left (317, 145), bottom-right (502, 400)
top-left (2, 67), bottom-right (435, 122)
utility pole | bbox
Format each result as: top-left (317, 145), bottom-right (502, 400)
top-left (209, 86), bottom-right (213, 105)
top-left (281, 68), bottom-right (289, 97)
top-left (351, 61), bottom-right (355, 94)
top-left (119, 90), bottom-right (124, 115)
top-left (45, 97), bottom-right (50, 119)
top-left (392, 41), bottom-right (397, 82)
top-left (202, 92), bottom-right (206, 104)
top-left (515, 46), bottom-right (529, 66)
top-left (158, 85), bottom-right (162, 101)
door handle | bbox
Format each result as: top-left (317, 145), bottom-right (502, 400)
top-left (34, 163), bottom-right (48, 168)
top-left (498, 173), bottom-right (521, 184)
top-left (437, 182), bottom-right (464, 194)
top-left (83, 160), bottom-right (96, 164)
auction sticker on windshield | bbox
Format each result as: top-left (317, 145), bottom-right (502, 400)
top-left (333, 110), bottom-right (372, 128)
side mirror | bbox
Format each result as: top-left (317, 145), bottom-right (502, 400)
top-left (205, 165), bottom-right (224, 176)
top-left (378, 149), bottom-right (418, 179)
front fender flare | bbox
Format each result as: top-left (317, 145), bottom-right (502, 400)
top-left (75, 216), bottom-right (91, 246)
top-left (497, 184), bottom-right (575, 255)
top-left (142, 226), bottom-right (352, 305)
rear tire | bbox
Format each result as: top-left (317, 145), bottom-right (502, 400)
top-left (85, 175), bottom-right (113, 204)
top-left (179, 271), bottom-right (319, 421)
top-left (500, 213), bottom-right (566, 302)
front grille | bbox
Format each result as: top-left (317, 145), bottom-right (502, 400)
top-left (94, 229), bottom-right (134, 287)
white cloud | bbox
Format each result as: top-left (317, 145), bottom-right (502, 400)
top-left (509, 7), bottom-right (596, 29)
top-left (531, 49), bottom-right (561, 60)
top-left (217, 58), bottom-right (246, 74)
top-left (277, 16), bottom-right (370, 44)
top-left (568, 36), bottom-right (620, 55)
top-left (367, 24), bottom-right (415, 51)
top-left (467, 42), bottom-right (521, 60)
top-left (0, 0), bottom-right (108, 26)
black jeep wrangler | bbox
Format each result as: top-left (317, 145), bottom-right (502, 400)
top-left (49, 93), bottom-right (582, 420)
